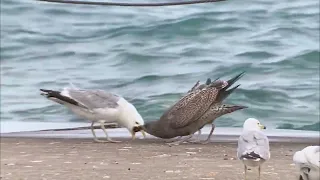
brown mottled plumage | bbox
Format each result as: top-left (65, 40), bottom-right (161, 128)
top-left (187, 72), bottom-right (246, 144)
top-left (134, 72), bottom-right (247, 145)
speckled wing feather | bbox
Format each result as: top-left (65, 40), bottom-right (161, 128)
top-left (161, 80), bottom-right (227, 129)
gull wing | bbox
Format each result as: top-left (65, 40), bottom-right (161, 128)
top-left (161, 80), bottom-right (227, 129)
top-left (65, 89), bottom-right (120, 110)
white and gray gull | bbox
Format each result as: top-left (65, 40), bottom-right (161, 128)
top-left (237, 118), bottom-right (269, 180)
top-left (293, 145), bottom-right (320, 180)
top-left (40, 87), bottom-right (146, 143)
top-left (133, 72), bottom-right (247, 145)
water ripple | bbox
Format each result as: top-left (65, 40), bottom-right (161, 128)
top-left (1, 0), bottom-right (319, 131)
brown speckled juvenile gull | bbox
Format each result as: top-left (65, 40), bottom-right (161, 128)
top-left (133, 72), bottom-right (247, 145)
top-left (186, 72), bottom-right (246, 144)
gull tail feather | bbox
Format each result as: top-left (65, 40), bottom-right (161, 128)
top-left (40, 88), bottom-right (84, 108)
top-left (225, 71), bottom-right (245, 89)
top-left (218, 104), bottom-right (248, 116)
top-left (209, 71), bottom-right (245, 88)
top-left (214, 72), bottom-right (245, 102)
top-left (241, 151), bottom-right (262, 160)
top-left (205, 78), bottom-right (211, 85)
top-left (216, 84), bottom-right (241, 102)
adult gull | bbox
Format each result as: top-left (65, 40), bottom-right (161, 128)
top-left (237, 118), bottom-right (270, 180)
top-left (293, 145), bottom-right (320, 180)
top-left (40, 87), bottom-right (146, 143)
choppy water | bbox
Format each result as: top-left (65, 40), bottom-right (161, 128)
top-left (1, 0), bottom-right (319, 132)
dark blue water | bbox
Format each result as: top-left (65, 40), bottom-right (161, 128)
top-left (1, 0), bottom-right (319, 131)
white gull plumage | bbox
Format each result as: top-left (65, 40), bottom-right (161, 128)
top-left (40, 86), bottom-right (145, 143)
top-left (293, 145), bottom-right (320, 180)
top-left (237, 118), bottom-right (270, 180)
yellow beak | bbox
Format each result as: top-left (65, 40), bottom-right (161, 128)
top-left (259, 124), bottom-right (266, 130)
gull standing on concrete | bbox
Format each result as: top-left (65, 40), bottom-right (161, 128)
top-left (293, 145), bottom-right (320, 180)
top-left (237, 118), bottom-right (270, 180)
top-left (40, 87), bottom-right (146, 143)
top-left (133, 74), bottom-right (247, 145)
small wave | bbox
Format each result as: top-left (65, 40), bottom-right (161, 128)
top-left (90, 78), bottom-right (131, 89)
top-left (277, 122), bottom-right (320, 132)
top-left (0, 84), bottom-right (21, 88)
top-left (265, 50), bottom-right (319, 68)
top-left (148, 92), bottom-right (182, 99)
top-left (10, 104), bottom-right (66, 120)
top-left (105, 12), bottom-right (247, 39)
top-left (42, 8), bottom-right (74, 16)
top-left (134, 73), bottom-right (193, 83)
top-left (272, 1), bottom-right (319, 17)
top-left (236, 88), bottom-right (291, 106)
top-left (111, 52), bottom-right (165, 67)
top-left (207, 63), bottom-right (252, 76)
top-left (1, 0), bottom-right (16, 5)
top-left (150, 15), bottom-right (213, 31)
top-left (235, 51), bottom-right (278, 59)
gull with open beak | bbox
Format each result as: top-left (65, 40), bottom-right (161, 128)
top-left (40, 86), bottom-right (146, 142)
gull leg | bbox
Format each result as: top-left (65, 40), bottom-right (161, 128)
top-left (300, 174), bottom-right (307, 180)
top-left (166, 134), bottom-right (193, 146)
top-left (259, 166), bottom-right (261, 180)
top-left (300, 167), bottom-right (310, 180)
top-left (194, 129), bottom-right (202, 142)
top-left (244, 165), bottom-right (247, 180)
top-left (186, 130), bottom-right (202, 143)
top-left (197, 129), bottom-right (201, 141)
top-left (188, 124), bottom-right (215, 144)
top-left (100, 121), bottom-right (121, 143)
top-left (91, 122), bottom-right (106, 143)
top-left (200, 124), bottom-right (215, 144)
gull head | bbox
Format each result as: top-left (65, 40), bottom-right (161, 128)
top-left (131, 121), bottom-right (146, 140)
top-left (117, 97), bottom-right (146, 140)
top-left (123, 112), bottom-right (146, 140)
top-left (243, 118), bottom-right (266, 131)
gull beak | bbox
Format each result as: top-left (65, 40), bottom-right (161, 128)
top-left (131, 130), bottom-right (146, 140)
top-left (259, 124), bottom-right (266, 130)
top-left (131, 126), bottom-right (146, 140)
